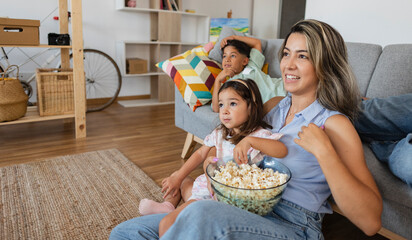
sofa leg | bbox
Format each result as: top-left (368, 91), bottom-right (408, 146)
top-left (181, 133), bottom-right (203, 160)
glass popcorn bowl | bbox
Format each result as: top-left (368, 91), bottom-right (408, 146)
top-left (206, 157), bottom-right (291, 216)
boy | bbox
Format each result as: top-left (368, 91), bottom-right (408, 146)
top-left (212, 35), bottom-right (286, 112)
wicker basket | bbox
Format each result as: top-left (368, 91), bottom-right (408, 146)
top-left (0, 65), bottom-right (28, 122)
top-left (36, 68), bottom-right (74, 116)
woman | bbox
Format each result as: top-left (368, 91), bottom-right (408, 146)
top-left (110, 19), bottom-right (382, 240)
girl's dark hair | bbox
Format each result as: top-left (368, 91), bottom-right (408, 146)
top-left (217, 79), bottom-right (272, 145)
top-left (222, 40), bottom-right (251, 58)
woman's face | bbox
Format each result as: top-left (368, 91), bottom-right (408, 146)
top-left (218, 88), bottom-right (249, 133)
top-left (280, 33), bottom-right (318, 97)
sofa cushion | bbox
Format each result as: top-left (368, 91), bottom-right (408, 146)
top-left (346, 42), bottom-right (382, 96)
top-left (366, 44), bottom-right (412, 98)
top-left (157, 43), bottom-right (222, 111)
top-left (174, 87), bottom-right (219, 139)
top-left (262, 39), bottom-right (284, 79)
top-left (364, 144), bottom-right (412, 208)
top-left (364, 145), bottom-right (412, 238)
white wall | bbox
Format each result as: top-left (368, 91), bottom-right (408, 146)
top-left (1, 0), bottom-right (254, 99)
top-left (305, 0), bottom-right (412, 46)
top-left (182, 0), bottom-right (252, 20)
top-left (252, 0), bottom-right (281, 39)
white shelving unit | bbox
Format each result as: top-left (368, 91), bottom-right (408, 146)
top-left (115, 0), bottom-right (210, 107)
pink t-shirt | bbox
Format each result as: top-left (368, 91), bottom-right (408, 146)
top-left (203, 127), bottom-right (283, 164)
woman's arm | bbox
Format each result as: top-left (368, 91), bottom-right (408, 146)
top-left (220, 35), bottom-right (262, 53)
top-left (233, 137), bottom-right (288, 164)
top-left (295, 116), bottom-right (382, 236)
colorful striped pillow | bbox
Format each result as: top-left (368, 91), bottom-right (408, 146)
top-left (156, 42), bottom-right (222, 111)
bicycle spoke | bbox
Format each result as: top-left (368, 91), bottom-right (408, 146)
top-left (71, 49), bottom-right (121, 112)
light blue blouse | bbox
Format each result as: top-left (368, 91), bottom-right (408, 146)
top-left (264, 95), bottom-right (343, 213)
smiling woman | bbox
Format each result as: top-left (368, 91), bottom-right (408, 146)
top-left (110, 20), bottom-right (383, 240)
top-left (278, 20), bottom-right (360, 122)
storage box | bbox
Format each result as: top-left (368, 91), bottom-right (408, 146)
top-left (126, 58), bottom-right (148, 74)
top-left (36, 68), bottom-right (74, 116)
top-left (0, 17), bottom-right (40, 45)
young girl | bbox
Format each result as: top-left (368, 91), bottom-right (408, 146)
top-left (138, 79), bottom-right (287, 237)
top-left (211, 35), bottom-right (286, 112)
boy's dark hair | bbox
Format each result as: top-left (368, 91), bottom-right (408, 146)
top-left (222, 40), bottom-right (252, 58)
top-left (217, 79), bottom-right (272, 145)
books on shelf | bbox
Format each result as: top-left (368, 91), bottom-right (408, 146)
top-left (170, 0), bottom-right (179, 11)
top-left (160, 0), bottom-right (179, 11)
top-left (166, 0), bottom-right (173, 10)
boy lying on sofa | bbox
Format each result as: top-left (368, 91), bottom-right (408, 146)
top-left (211, 35), bottom-right (286, 112)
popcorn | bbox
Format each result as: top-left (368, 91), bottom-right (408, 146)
top-left (210, 161), bottom-right (289, 215)
top-left (213, 161), bottom-right (288, 189)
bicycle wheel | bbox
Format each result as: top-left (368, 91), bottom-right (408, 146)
top-left (70, 49), bottom-right (122, 112)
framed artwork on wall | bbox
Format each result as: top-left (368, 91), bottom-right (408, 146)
top-left (210, 18), bottom-right (249, 42)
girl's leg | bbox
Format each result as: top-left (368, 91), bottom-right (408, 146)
top-left (180, 176), bottom-right (195, 202)
top-left (109, 213), bottom-right (166, 240)
top-left (159, 199), bottom-right (196, 237)
top-left (138, 199), bottom-right (176, 216)
top-left (138, 176), bottom-right (194, 215)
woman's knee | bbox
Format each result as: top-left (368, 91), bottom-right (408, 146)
top-left (177, 200), bottom-right (231, 223)
top-left (109, 214), bottom-right (165, 240)
top-left (159, 214), bottom-right (175, 236)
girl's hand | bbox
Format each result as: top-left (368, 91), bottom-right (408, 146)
top-left (294, 124), bottom-right (332, 158)
top-left (233, 137), bottom-right (251, 165)
top-left (220, 35), bottom-right (236, 48)
top-left (161, 172), bottom-right (182, 199)
top-left (205, 156), bottom-right (218, 166)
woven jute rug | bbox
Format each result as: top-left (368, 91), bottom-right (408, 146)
top-left (0, 149), bottom-right (163, 239)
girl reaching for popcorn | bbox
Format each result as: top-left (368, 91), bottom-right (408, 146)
top-left (138, 79), bottom-right (287, 237)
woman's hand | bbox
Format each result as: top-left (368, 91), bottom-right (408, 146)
top-left (233, 137), bottom-right (251, 165)
top-left (161, 171), bottom-right (182, 199)
top-left (294, 123), bottom-right (332, 158)
top-left (220, 35), bottom-right (236, 48)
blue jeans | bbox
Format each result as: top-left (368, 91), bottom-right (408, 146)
top-left (110, 199), bottom-right (324, 240)
top-left (355, 94), bottom-right (412, 186)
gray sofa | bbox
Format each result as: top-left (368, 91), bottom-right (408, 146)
top-left (174, 39), bottom-right (412, 239)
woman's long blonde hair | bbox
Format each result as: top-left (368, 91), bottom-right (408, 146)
top-left (279, 19), bottom-right (361, 122)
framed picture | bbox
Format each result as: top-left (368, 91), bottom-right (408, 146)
top-left (210, 18), bottom-right (249, 42)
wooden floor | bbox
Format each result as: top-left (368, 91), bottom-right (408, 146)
top-left (0, 103), bottom-right (388, 240)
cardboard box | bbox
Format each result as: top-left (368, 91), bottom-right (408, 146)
top-left (126, 58), bottom-right (148, 74)
top-left (0, 17), bottom-right (40, 45)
